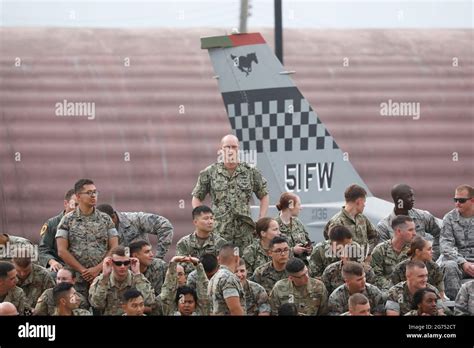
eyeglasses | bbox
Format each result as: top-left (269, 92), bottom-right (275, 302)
top-left (78, 190), bottom-right (99, 197)
top-left (272, 248), bottom-right (290, 255)
top-left (112, 260), bottom-right (131, 266)
top-left (454, 197), bottom-right (471, 203)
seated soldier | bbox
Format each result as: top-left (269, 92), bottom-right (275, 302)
top-left (160, 255), bottom-right (209, 316)
top-left (250, 236), bottom-right (290, 294)
top-left (328, 261), bottom-right (384, 316)
top-left (121, 288), bottom-right (145, 316)
top-left (270, 258), bottom-right (328, 316)
top-left (404, 288), bottom-right (442, 316)
top-left (309, 226), bottom-right (360, 278)
top-left (386, 260), bottom-right (445, 316)
top-left (0, 261), bottom-right (28, 315)
top-left (34, 267), bottom-right (88, 315)
top-left (13, 253), bottom-right (55, 310)
top-left (235, 259), bottom-right (270, 316)
top-left (391, 236), bottom-right (445, 298)
top-left (341, 293), bottom-right (372, 316)
top-left (187, 253), bottom-right (219, 289)
top-left (88, 246), bottom-right (155, 315)
top-left (454, 280), bottom-right (474, 316)
top-left (371, 215), bottom-right (415, 291)
top-left (52, 283), bottom-right (91, 316)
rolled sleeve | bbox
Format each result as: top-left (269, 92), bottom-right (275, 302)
top-left (55, 229), bottom-right (69, 239)
top-left (222, 288), bottom-right (239, 299)
top-left (107, 228), bottom-right (118, 238)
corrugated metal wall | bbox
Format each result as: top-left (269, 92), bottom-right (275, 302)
top-left (1, 28), bottom-right (472, 256)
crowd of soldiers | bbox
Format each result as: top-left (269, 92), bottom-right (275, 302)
top-left (0, 134), bottom-right (473, 316)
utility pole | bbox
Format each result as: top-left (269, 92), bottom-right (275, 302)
top-left (274, 0), bottom-right (283, 64)
top-left (239, 0), bottom-right (249, 33)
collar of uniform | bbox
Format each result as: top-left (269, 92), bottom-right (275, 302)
top-left (450, 208), bottom-right (461, 222)
top-left (216, 162), bottom-right (244, 177)
top-left (73, 206), bottom-right (98, 220)
top-left (109, 271), bottom-right (133, 288)
top-left (18, 263), bottom-right (39, 286)
top-left (389, 239), bottom-right (410, 254)
top-left (191, 231), bottom-right (214, 246)
top-left (341, 206), bottom-right (357, 223)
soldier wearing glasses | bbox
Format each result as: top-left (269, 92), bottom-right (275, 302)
top-left (440, 184), bottom-right (474, 300)
top-left (56, 179), bottom-right (119, 303)
top-left (89, 246), bottom-right (155, 315)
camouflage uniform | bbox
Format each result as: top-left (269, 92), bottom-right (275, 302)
top-left (270, 277), bottom-right (328, 316)
top-left (250, 261), bottom-right (288, 294)
top-left (391, 259), bottom-right (444, 293)
top-left (385, 281), bottom-right (442, 315)
top-left (439, 208), bottom-right (474, 300)
top-left (160, 261), bottom-right (210, 315)
top-left (116, 211), bottom-right (174, 259)
top-left (377, 208), bottom-right (441, 259)
top-left (143, 258), bottom-right (167, 296)
top-left (34, 287), bottom-right (88, 315)
top-left (38, 211), bottom-right (65, 268)
top-left (52, 308), bottom-right (92, 316)
top-left (207, 265), bottom-right (246, 315)
top-left (56, 207), bottom-right (118, 298)
top-left (321, 260), bottom-right (376, 295)
top-left (0, 286), bottom-right (29, 315)
top-left (370, 239), bottom-right (410, 291)
top-left (0, 234), bottom-right (34, 262)
top-left (89, 271), bottom-right (155, 316)
top-left (242, 279), bottom-right (270, 315)
top-left (16, 263), bottom-right (55, 309)
top-left (275, 216), bottom-right (311, 264)
top-left (454, 280), bottom-right (474, 316)
top-left (192, 162), bottom-right (268, 253)
top-left (176, 232), bottom-right (227, 274)
top-left (323, 207), bottom-right (378, 253)
top-left (242, 240), bottom-right (271, 277)
top-left (328, 283), bottom-right (385, 316)
top-left (309, 240), bottom-right (363, 278)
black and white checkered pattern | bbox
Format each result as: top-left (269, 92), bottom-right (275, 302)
top-left (225, 94), bottom-right (339, 153)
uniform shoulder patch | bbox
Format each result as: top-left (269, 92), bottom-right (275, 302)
top-left (40, 224), bottom-right (48, 236)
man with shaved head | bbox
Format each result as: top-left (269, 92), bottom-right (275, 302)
top-left (0, 301), bottom-right (18, 315)
top-left (377, 183), bottom-right (441, 259)
top-left (192, 134), bottom-right (269, 253)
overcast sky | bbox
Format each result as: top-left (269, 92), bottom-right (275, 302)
top-left (1, 0), bottom-right (472, 28)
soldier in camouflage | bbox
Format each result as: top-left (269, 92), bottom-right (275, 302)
top-left (276, 192), bottom-right (312, 264)
top-left (328, 261), bottom-right (384, 316)
top-left (0, 233), bottom-right (34, 263)
top-left (270, 258), bottom-right (328, 316)
top-left (89, 246), bottom-right (155, 316)
top-left (129, 240), bottom-right (167, 296)
top-left (341, 293), bottom-right (372, 316)
top-left (404, 287), bottom-right (442, 316)
top-left (13, 256), bottom-right (55, 310)
top-left (34, 267), bottom-right (88, 315)
top-left (371, 215), bottom-right (415, 291)
top-left (391, 236), bottom-right (445, 296)
top-left (121, 289), bottom-right (146, 316)
top-left (56, 179), bottom-right (119, 301)
top-left (97, 203), bottom-right (174, 259)
top-left (250, 236), bottom-right (290, 294)
top-left (52, 282), bottom-right (91, 316)
top-left (439, 185), bottom-right (474, 300)
top-left (38, 188), bottom-right (77, 272)
top-left (377, 184), bottom-right (441, 259)
top-left (386, 260), bottom-right (444, 316)
top-left (176, 206), bottom-right (227, 275)
top-left (323, 184), bottom-right (378, 253)
top-left (235, 259), bottom-right (270, 315)
top-left (309, 226), bottom-right (362, 278)
top-left (208, 244), bottom-right (246, 315)
top-left (187, 253), bottom-right (219, 290)
top-left (192, 134), bottom-right (269, 253)
top-left (454, 280), bottom-right (474, 315)
top-left (160, 256), bottom-right (210, 315)
top-left (0, 261), bottom-right (29, 315)
top-left (242, 217), bottom-right (279, 277)
top-left (322, 257), bottom-right (376, 295)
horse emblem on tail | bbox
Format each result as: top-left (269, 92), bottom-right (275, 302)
top-left (230, 53), bottom-right (258, 76)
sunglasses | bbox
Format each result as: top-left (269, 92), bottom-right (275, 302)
top-left (112, 260), bottom-right (131, 266)
top-left (454, 197), bottom-right (471, 204)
